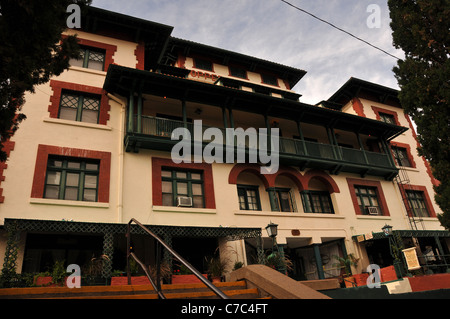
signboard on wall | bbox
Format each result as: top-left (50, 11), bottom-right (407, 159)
top-left (402, 247), bottom-right (421, 271)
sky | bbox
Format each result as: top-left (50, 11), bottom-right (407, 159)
top-left (91, 0), bottom-right (405, 104)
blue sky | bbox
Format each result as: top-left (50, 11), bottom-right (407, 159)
top-left (91, 0), bottom-right (404, 104)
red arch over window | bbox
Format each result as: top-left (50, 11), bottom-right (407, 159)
top-left (304, 169), bottom-right (340, 194)
top-left (228, 164), bottom-right (271, 189)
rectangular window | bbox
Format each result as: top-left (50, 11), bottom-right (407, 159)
top-left (354, 186), bottom-right (382, 215)
top-left (391, 146), bottom-right (412, 167)
top-left (301, 191), bottom-right (334, 214)
top-left (261, 74), bottom-right (278, 86)
top-left (270, 188), bottom-right (297, 212)
top-left (59, 91), bottom-right (100, 124)
top-left (229, 66), bottom-right (247, 79)
top-left (161, 169), bottom-right (204, 208)
top-left (193, 57), bottom-right (213, 71)
top-left (70, 46), bottom-right (106, 71)
top-left (379, 112), bottom-right (396, 124)
top-left (44, 156), bottom-right (99, 202)
top-left (406, 190), bottom-right (430, 217)
top-left (237, 185), bottom-right (261, 211)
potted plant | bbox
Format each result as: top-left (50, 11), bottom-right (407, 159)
top-left (333, 254), bottom-right (359, 288)
top-left (34, 260), bottom-right (67, 287)
top-left (82, 254), bottom-right (110, 286)
top-left (205, 256), bottom-right (227, 283)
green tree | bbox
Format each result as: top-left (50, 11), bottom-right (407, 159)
top-left (388, 0), bottom-right (450, 229)
top-left (0, 0), bottom-right (91, 162)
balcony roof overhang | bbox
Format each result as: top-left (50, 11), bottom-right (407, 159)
top-left (328, 77), bottom-right (402, 109)
top-left (164, 37), bottom-right (307, 90)
top-left (104, 65), bottom-right (408, 140)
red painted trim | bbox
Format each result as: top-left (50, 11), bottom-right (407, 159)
top-left (283, 80), bottom-right (291, 91)
top-left (135, 41), bottom-right (145, 70)
top-left (31, 145), bottom-right (111, 203)
top-left (371, 106), bottom-right (401, 125)
top-left (404, 113), bottom-right (439, 187)
top-left (62, 36), bottom-right (117, 72)
top-left (0, 141), bottom-right (16, 203)
top-left (398, 184), bottom-right (437, 218)
top-left (152, 157), bottom-right (216, 209)
top-left (228, 165), bottom-right (340, 195)
top-left (48, 80), bottom-right (111, 125)
top-left (228, 164), bottom-right (271, 189)
top-left (390, 141), bottom-right (417, 168)
top-left (177, 53), bottom-right (186, 69)
top-left (304, 169), bottom-right (340, 194)
top-left (346, 178), bottom-right (390, 216)
top-left (351, 98), bottom-right (366, 117)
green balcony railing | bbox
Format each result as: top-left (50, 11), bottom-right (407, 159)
top-left (128, 115), bottom-right (394, 171)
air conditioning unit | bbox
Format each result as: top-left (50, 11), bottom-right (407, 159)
top-left (177, 196), bottom-right (193, 207)
top-left (367, 207), bottom-right (380, 215)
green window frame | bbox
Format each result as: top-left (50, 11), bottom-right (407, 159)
top-left (70, 46), bottom-right (106, 71)
top-left (44, 156), bottom-right (99, 202)
top-left (269, 188), bottom-right (297, 212)
top-left (391, 146), bottom-right (412, 167)
top-left (379, 112), bottom-right (396, 124)
top-left (301, 191), bottom-right (334, 214)
top-left (406, 190), bottom-right (430, 217)
top-left (354, 186), bottom-right (382, 215)
top-left (58, 91), bottom-right (101, 124)
top-left (237, 185), bottom-right (261, 211)
top-left (161, 169), bottom-right (205, 208)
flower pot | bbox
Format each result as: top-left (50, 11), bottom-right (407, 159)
top-left (171, 274), bottom-right (208, 284)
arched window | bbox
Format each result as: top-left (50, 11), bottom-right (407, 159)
top-left (301, 178), bottom-right (334, 214)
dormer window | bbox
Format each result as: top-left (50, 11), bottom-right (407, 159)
top-left (193, 57), bottom-right (213, 71)
top-left (229, 66), bottom-right (247, 79)
top-left (261, 73), bottom-right (278, 86)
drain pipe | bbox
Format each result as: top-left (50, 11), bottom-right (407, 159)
top-left (108, 93), bottom-right (126, 223)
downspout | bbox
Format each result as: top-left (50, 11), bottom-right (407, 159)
top-left (108, 93), bottom-right (126, 224)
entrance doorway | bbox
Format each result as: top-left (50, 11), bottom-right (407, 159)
top-left (22, 233), bottom-right (103, 273)
top-left (172, 237), bottom-right (218, 274)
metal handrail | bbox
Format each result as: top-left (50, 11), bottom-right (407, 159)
top-left (126, 218), bottom-right (229, 299)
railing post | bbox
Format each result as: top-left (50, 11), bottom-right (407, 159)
top-left (126, 223), bottom-right (131, 285)
top-left (156, 241), bottom-right (162, 292)
top-left (355, 132), bottom-right (369, 165)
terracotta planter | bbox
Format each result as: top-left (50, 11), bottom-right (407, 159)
top-left (110, 276), bottom-right (150, 286)
top-left (344, 276), bottom-right (356, 288)
top-left (352, 273), bottom-right (369, 286)
top-left (171, 274), bottom-right (208, 284)
top-left (35, 276), bottom-right (67, 287)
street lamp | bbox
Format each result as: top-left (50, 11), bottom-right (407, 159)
top-left (382, 224), bottom-right (393, 236)
top-left (265, 222), bottom-right (278, 239)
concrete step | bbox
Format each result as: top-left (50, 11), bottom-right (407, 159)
top-left (0, 280), bottom-right (261, 299)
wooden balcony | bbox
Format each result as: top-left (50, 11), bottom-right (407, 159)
top-left (125, 115), bottom-right (398, 180)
